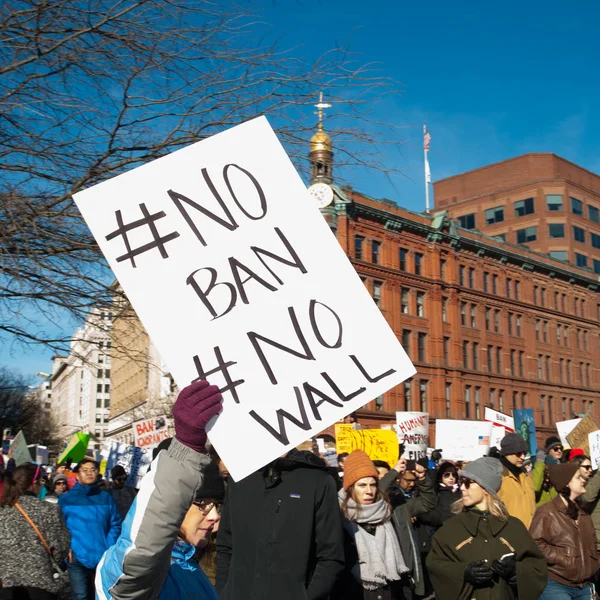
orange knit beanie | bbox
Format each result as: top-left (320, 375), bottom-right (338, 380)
top-left (343, 450), bottom-right (379, 490)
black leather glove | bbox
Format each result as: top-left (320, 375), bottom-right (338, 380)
top-left (464, 560), bottom-right (494, 587)
top-left (492, 556), bottom-right (517, 585)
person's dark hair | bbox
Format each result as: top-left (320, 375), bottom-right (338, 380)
top-left (1, 463), bottom-right (39, 507)
top-left (74, 458), bottom-right (99, 472)
top-left (372, 460), bottom-right (391, 470)
top-left (337, 452), bottom-right (349, 464)
top-left (558, 486), bottom-right (581, 520)
top-left (436, 461), bottom-right (458, 486)
top-left (111, 465), bottom-right (127, 479)
top-left (570, 455), bottom-right (591, 468)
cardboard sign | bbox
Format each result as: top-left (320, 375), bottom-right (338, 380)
top-left (513, 408), bottom-right (537, 458)
top-left (132, 415), bottom-right (169, 449)
top-left (102, 441), bottom-right (152, 488)
top-left (335, 426), bottom-right (399, 467)
top-left (435, 420), bottom-right (493, 461)
top-left (588, 431), bottom-right (600, 470)
top-left (74, 117), bottom-right (415, 481)
top-left (566, 415), bottom-right (599, 456)
top-left (556, 418), bottom-right (582, 448)
top-left (484, 407), bottom-right (515, 433)
top-left (10, 431), bottom-right (31, 466)
top-left (395, 412), bottom-right (429, 460)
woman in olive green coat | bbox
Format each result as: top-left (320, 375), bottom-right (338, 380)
top-left (427, 457), bottom-right (547, 600)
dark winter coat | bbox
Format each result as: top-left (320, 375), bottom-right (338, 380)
top-left (427, 509), bottom-right (547, 600)
top-left (215, 450), bottom-right (344, 600)
top-left (0, 495), bottom-right (70, 596)
top-left (420, 485), bottom-right (462, 529)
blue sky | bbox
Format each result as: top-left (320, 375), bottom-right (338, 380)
top-left (3, 0), bottom-right (599, 378)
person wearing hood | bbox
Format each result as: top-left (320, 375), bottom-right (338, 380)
top-left (215, 441), bottom-right (344, 600)
top-left (58, 458), bottom-right (122, 599)
top-left (497, 433), bottom-right (536, 528)
top-left (530, 462), bottom-right (598, 599)
top-left (427, 457), bottom-right (547, 600)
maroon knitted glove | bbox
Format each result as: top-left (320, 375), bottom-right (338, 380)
top-left (173, 380), bottom-right (223, 452)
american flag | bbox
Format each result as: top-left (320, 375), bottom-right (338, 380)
top-left (478, 435), bottom-right (490, 445)
top-left (423, 126), bottom-right (431, 151)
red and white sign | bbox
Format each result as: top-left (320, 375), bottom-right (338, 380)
top-left (132, 416), bottom-right (169, 449)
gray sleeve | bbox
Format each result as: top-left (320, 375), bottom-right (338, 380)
top-left (97, 438), bottom-right (211, 600)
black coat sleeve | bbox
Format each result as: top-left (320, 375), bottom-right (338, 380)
top-left (215, 480), bottom-right (233, 593)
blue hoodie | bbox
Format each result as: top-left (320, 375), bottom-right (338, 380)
top-left (59, 483), bottom-right (122, 568)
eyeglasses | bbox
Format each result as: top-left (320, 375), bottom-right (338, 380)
top-left (442, 472), bottom-right (457, 478)
top-left (459, 477), bottom-right (474, 489)
top-left (194, 500), bottom-right (223, 514)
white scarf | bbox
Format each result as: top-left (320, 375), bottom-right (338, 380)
top-left (341, 491), bottom-right (409, 590)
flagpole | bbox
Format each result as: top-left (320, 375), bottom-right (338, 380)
top-left (424, 123), bottom-right (430, 214)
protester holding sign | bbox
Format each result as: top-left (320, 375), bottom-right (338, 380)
top-left (96, 380), bottom-right (222, 600)
top-left (420, 462), bottom-right (461, 529)
top-left (427, 457), bottom-right (547, 600)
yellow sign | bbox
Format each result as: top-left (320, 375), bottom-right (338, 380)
top-left (99, 459), bottom-right (108, 476)
top-left (335, 425), bottom-right (399, 467)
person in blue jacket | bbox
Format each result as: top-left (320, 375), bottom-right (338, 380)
top-left (96, 379), bottom-right (223, 600)
top-left (59, 458), bottom-right (122, 600)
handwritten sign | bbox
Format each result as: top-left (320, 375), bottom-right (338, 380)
top-left (74, 117), bottom-right (414, 481)
top-left (513, 409), bottom-right (537, 458)
top-left (102, 441), bottom-right (152, 488)
top-left (566, 414), bottom-right (599, 456)
top-left (132, 415), bottom-right (169, 449)
top-left (435, 420), bottom-right (493, 461)
top-left (10, 431), bottom-right (31, 466)
top-left (589, 431), bottom-right (600, 470)
top-left (556, 418), bottom-right (582, 448)
top-left (335, 426), bottom-right (399, 467)
top-left (395, 412), bottom-right (429, 460)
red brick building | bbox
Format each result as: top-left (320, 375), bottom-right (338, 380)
top-left (309, 134), bottom-right (600, 443)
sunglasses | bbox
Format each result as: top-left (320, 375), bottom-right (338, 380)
top-left (55, 481), bottom-right (68, 486)
top-left (515, 452), bottom-right (526, 458)
top-left (459, 477), bottom-right (474, 489)
top-left (581, 465), bottom-right (592, 471)
top-left (550, 447), bottom-right (563, 452)
top-left (442, 472), bottom-right (457, 478)
top-left (194, 500), bottom-right (223, 514)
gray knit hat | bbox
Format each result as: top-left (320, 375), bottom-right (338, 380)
top-left (460, 457), bottom-right (503, 494)
top-left (500, 433), bottom-right (528, 457)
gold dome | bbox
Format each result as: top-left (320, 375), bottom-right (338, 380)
top-left (310, 127), bottom-right (332, 153)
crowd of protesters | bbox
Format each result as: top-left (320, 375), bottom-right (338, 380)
top-left (1, 381), bottom-right (599, 600)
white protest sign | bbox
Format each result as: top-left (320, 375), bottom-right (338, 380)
top-left (74, 117), bottom-right (415, 481)
top-left (102, 441), bottom-right (153, 488)
top-left (10, 431), bottom-right (31, 466)
top-left (395, 412), bottom-right (429, 460)
top-left (491, 426), bottom-right (506, 450)
top-left (435, 420), bottom-right (493, 461)
top-left (556, 418), bottom-right (581, 448)
top-left (484, 407), bottom-right (515, 433)
top-left (589, 431), bottom-right (600, 470)
top-left (132, 415), bottom-right (169, 450)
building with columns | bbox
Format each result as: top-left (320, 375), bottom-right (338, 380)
top-left (307, 110), bottom-right (600, 441)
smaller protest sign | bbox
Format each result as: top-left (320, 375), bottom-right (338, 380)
top-left (132, 415), bottom-right (169, 449)
top-left (588, 431), bottom-right (600, 470)
top-left (484, 407), bottom-right (515, 432)
top-left (435, 420), bottom-right (493, 461)
top-left (491, 426), bottom-right (506, 450)
top-left (10, 431), bottom-right (31, 466)
top-left (566, 415), bottom-right (599, 456)
top-left (335, 426), bottom-right (399, 467)
top-left (556, 418), bottom-right (581, 448)
top-left (102, 440), bottom-right (153, 488)
top-left (513, 409), bottom-right (537, 458)
top-left (395, 412), bottom-right (429, 460)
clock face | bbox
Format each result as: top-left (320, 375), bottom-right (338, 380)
top-left (308, 183), bottom-right (334, 208)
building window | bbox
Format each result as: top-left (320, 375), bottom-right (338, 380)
top-left (510, 350), bottom-right (516, 375)
top-left (496, 347), bottom-right (502, 374)
top-left (487, 345), bottom-right (493, 372)
top-left (521, 392), bottom-right (527, 409)
top-left (545, 356), bottom-right (551, 381)
top-left (592, 233), bottom-right (600, 249)
top-left (445, 383), bottom-right (452, 417)
top-left (401, 288), bottom-right (409, 314)
top-left (489, 388), bottom-right (495, 409)
top-left (543, 321), bottom-right (548, 343)
top-left (507, 312), bottom-right (513, 336)
top-left (417, 332), bottom-right (426, 362)
top-left (414, 253), bottom-right (423, 276)
top-left (492, 275), bottom-right (498, 295)
top-left (444, 337), bottom-right (451, 365)
top-left (516, 226), bottom-right (537, 243)
top-left (550, 250), bottom-right (568, 261)
top-left (371, 240), bottom-right (381, 264)
top-left (483, 272), bottom-right (489, 293)
top-left (485, 206), bottom-right (504, 225)
top-left (546, 194), bottom-right (563, 211)
top-left (516, 315), bottom-right (522, 336)
top-left (506, 278), bottom-right (511, 298)
top-left (547, 396), bottom-right (553, 426)
top-left (402, 330), bottom-right (411, 357)
top-left (562, 397), bottom-right (567, 420)
top-left (559, 358), bottom-right (565, 380)
top-left (540, 395), bottom-right (546, 425)
top-left (514, 197), bottom-right (535, 217)
top-left (514, 281), bottom-right (520, 300)
top-left (459, 265), bottom-right (465, 286)
top-left (442, 296), bottom-right (448, 321)
top-left (399, 248), bottom-right (408, 271)
top-left (472, 343), bottom-right (479, 370)
top-left (548, 223), bottom-right (565, 238)
top-left (584, 330), bottom-right (589, 351)
top-left (419, 380), bottom-right (428, 412)
top-left (461, 302), bottom-right (467, 326)
top-left (354, 236), bottom-right (364, 260)
top-left (557, 324), bottom-right (562, 345)
top-left (494, 309), bottom-right (500, 333)
top-left (571, 197), bottom-right (583, 215)
top-left (458, 213), bottom-right (475, 229)
top-left (541, 288), bottom-right (546, 306)
top-left (105, 369), bottom-right (110, 378)
top-left (97, 369), bottom-right (103, 378)
top-left (562, 294), bottom-right (567, 312)
top-left (470, 304), bottom-right (477, 328)
top-left (554, 291), bottom-right (559, 310)
top-left (465, 386), bottom-right (471, 419)
top-left (538, 355), bottom-right (543, 379)
top-left (404, 380), bottom-right (412, 411)
top-left (535, 319), bottom-right (540, 341)
top-left (564, 326), bottom-right (569, 346)
top-left (104, 384), bottom-right (110, 393)
top-left (372, 281), bottom-right (382, 306)
top-left (96, 398), bottom-right (102, 408)
top-left (567, 360), bottom-right (572, 385)
top-left (533, 286), bottom-right (538, 304)
top-left (416, 291), bottom-right (425, 317)
top-left (104, 398), bottom-right (110, 408)
top-left (440, 259), bottom-right (447, 280)
top-left (494, 233), bottom-right (507, 242)
top-left (573, 226), bottom-right (586, 243)
top-left (485, 308), bottom-right (491, 331)
top-left (468, 267), bottom-right (474, 288)
top-left (98, 354), bottom-right (104, 364)
top-left (576, 253), bottom-right (588, 268)
top-left (589, 205), bottom-right (600, 223)
top-left (97, 383), bottom-right (102, 393)
top-left (463, 341), bottom-right (469, 369)
top-left (475, 387), bottom-right (481, 419)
